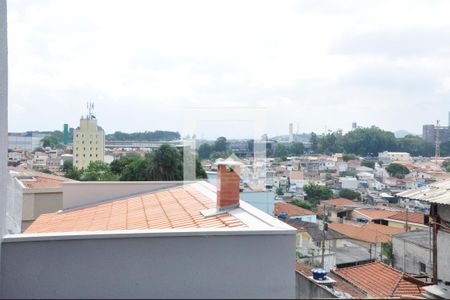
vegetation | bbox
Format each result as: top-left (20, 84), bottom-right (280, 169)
top-left (65, 144), bottom-right (207, 181)
top-left (198, 143), bottom-right (213, 160)
top-left (339, 188), bottom-right (360, 200)
top-left (289, 142), bottom-right (305, 156)
top-left (309, 132), bottom-right (318, 153)
top-left (274, 144), bottom-right (288, 158)
top-left (382, 242), bottom-right (393, 265)
top-left (213, 137), bottom-right (228, 152)
top-left (396, 135), bottom-right (434, 157)
top-left (106, 130), bottom-right (180, 141)
top-left (386, 163), bottom-right (410, 179)
top-left (62, 159), bottom-right (73, 172)
top-left (276, 187), bottom-right (284, 196)
top-left (291, 199), bottom-right (312, 210)
top-left (361, 159), bottom-right (375, 169)
top-left (339, 170), bottom-right (357, 177)
top-left (441, 141), bottom-right (450, 157)
top-left (343, 153), bottom-right (359, 162)
top-left (41, 135), bottom-right (62, 148)
top-left (442, 159), bottom-right (450, 172)
top-left (303, 183), bottom-right (333, 208)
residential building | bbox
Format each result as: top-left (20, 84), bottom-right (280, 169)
top-left (0, 159), bottom-right (297, 298)
top-left (339, 176), bottom-right (358, 190)
top-left (289, 170), bottom-right (305, 190)
top-left (319, 198), bottom-right (362, 223)
top-left (73, 108), bottom-right (105, 170)
top-left (352, 208), bottom-right (401, 225)
top-left (386, 211), bottom-right (430, 231)
top-left (274, 202), bottom-right (316, 223)
top-left (332, 262), bottom-right (427, 298)
top-left (423, 122), bottom-right (450, 145)
top-left (27, 151), bottom-right (48, 171)
top-left (378, 151), bottom-right (412, 164)
top-left (392, 230), bottom-right (432, 276)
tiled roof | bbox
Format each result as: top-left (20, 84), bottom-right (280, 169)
top-left (21, 176), bottom-right (65, 189)
top-left (296, 262), bottom-right (366, 299)
top-left (287, 220), bottom-right (345, 241)
top-left (321, 198), bottom-right (361, 207)
top-left (388, 211), bottom-right (427, 225)
top-left (353, 209), bottom-right (400, 220)
top-left (274, 202), bottom-right (315, 217)
top-left (328, 222), bottom-right (404, 244)
top-left (333, 262), bottom-right (426, 298)
top-left (25, 185), bottom-right (246, 234)
top-left (289, 171), bottom-right (304, 180)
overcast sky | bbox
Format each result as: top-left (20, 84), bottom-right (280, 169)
top-left (7, 0), bottom-right (450, 139)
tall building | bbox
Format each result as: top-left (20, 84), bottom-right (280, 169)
top-left (422, 119), bottom-right (450, 145)
top-left (8, 132), bottom-right (46, 152)
top-left (352, 122), bottom-right (357, 130)
top-left (288, 123), bottom-right (293, 143)
top-left (73, 104), bottom-right (105, 170)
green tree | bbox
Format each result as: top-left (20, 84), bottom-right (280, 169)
top-left (110, 156), bottom-right (140, 175)
top-left (361, 159), bottom-right (375, 169)
top-left (396, 135), bottom-right (434, 157)
top-left (213, 137), bottom-right (228, 152)
top-left (289, 142), bottom-right (304, 156)
top-left (65, 167), bottom-right (82, 180)
top-left (386, 163), bottom-right (410, 179)
top-left (276, 187), bottom-right (284, 196)
top-left (310, 132), bottom-right (318, 153)
top-left (151, 144), bottom-right (183, 181)
top-left (318, 130), bottom-right (344, 154)
top-left (303, 183), bottom-right (333, 208)
top-left (343, 153), bottom-right (359, 162)
top-left (342, 126), bottom-right (397, 156)
top-left (291, 199), bottom-right (312, 210)
top-left (442, 159), bottom-right (450, 172)
top-left (441, 141), bottom-right (450, 157)
top-left (82, 161), bottom-right (119, 181)
top-left (339, 188), bottom-right (361, 200)
top-left (198, 143), bottom-right (213, 160)
top-left (120, 157), bottom-right (153, 181)
top-left (41, 135), bottom-right (61, 148)
top-left (339, 170), bottom-right (357, 177)
top-left (274, 143), bottom-right (288, 158)
top-left (382, 242), bottom-right (393, 265)
top-left (196, 159), bottom-right (207, 179)
top-left (62, 159), bottom-right (73, 172)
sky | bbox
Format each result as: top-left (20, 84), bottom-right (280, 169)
top-left (7, 0), bottom-right (450, 139)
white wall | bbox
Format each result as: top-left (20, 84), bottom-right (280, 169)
top-left (1, 231), bottom-right (296, 299)
top-left (0, 0), bottom-right (7, 265)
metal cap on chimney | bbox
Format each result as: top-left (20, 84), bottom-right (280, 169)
top-left (201, 155), bottom-right (243, 217)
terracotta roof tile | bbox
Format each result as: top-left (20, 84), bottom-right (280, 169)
top-left (321, 198), bottom-right (361, 207)
top-left (25, 185), bottom-right (246, 234)
top-left (388, 211), bottom-right (427, 225)
top-left (333, 262), bottom-right (427, 298)
top-left (354, 209), bottom-right (400, 220)
top-left (274, 202), bottom-right (315, 217)
top-left (328, 222), bottom-right (404, 244)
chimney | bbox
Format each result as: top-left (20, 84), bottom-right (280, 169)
top-left (201, 156), bottom-right (242, 217)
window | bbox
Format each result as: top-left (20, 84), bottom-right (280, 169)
top-left (76, 154), bottom-right (78, 157)
top-left (419, 262), bottom-right (426, 273)
top-left (83, 154), bottom-right (85, 157)
top-left (90, 154), bottom-right (92, 157)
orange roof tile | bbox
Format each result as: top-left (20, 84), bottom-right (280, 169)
top-left (321, 198), bottom-right (361, 207)
top-left (353, 209), bottom-right (400, 220)
top-left (289, 171), bottom-right (304, 180)
top-left (328, 222), bottom-right (404, 244)
top-left (388, 211), bottom-right (427, 225)
top-left (25, 185), bottom-right (246, 234)
top-left (21, 176), bottom-right (65, 189)
top-left (274, 202), bottom-right (315, 217)
top-left (296, 262), bottom-right (365, 299)
top-left (333, 262), bottom-right (426, 298)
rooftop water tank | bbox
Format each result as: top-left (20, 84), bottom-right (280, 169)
top-left (312, 268), bottom-right (327, 281)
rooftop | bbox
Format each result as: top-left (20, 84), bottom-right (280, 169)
top-left (387, 211), bottom-right (428, 225)
top-left (333, 262), bottom-right (426, 298)
top-left (289, 170), bottom-right (304, 180)
top-left (328, 222), bottom-right (404, 244)
top-left (24, 181), bottom-right (293, 235)
top-left (398, 179), bottom-right (450, 205)
top-left (274, 202), bottom-right (315, 218)
top-left (321, 198), bottom-right (361, 207)
top-left (295, 262), bottom-right (365, 299)
top-left (286, 219), bottom-right (345, 241)
top-left (392, 229), bottom-right (431, 249)
top-left (353, 208), bottom-right (400, 220)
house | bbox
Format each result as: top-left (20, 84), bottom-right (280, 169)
top-left (339, 176), bottom-right (358, 190)
top-left (289, 170), bottom-right (305, 190)
top-left (386, 211), bottom-right (430, 231)
top-left (352, 208), bottom-right (401, 225)
top-left (397, 179), bottom-right (450, 298)
top-left (274, 201), bottom-right (316, 223)
top-left (392, 230), bottom-right (432, 276)
top-left (332, 262), bottom-right (427, 298)
top-left (0, 159), bottom-right (297, 298)
top-left (295, 262), bottom-right (365, 299)
top-left (378, 151), bottom-right (412, 164)
top-left (319, 198), bottom-right (362, 223)
top-left (329, 222), bottom-right (404, 260)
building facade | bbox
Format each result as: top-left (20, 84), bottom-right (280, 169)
top-left (8, 132), bottom-right (45, 152)
top-left (73, 114), bottom-right (105, 170)
top-left (422, 124), bottom-right (450, 145)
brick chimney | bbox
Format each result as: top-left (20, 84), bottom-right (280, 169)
top-left (201, 156), bottom-right (242, 217)
top-left (217, 162), bottom-right (241, 209)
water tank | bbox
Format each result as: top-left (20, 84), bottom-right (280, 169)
top-left (312, 268), bottom-right (327, 280)
top-left (279, 212), bottom-right (287, 219)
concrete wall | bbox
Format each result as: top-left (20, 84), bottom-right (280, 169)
top-left (392, 236), bottom-right (432, 275)
top-left (1, 231), bottom-right (296, 299)
top-left (437, 230), bottom-right (450, 284)
top-left (295, 271), bottom-right (336, 299)
top-left (22, 190), bottom-right (63, 231)
top-left (63, 181), bottom-right (184, 209)
top-left (0, 0), bottom-right (7, 266)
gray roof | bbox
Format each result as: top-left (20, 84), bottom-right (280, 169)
top-left (397, 179), bottom-right (450, 205)
top-left (392, 229), bottom-right (431, 249)
top-left (286, 220), bottom-right (346, 241)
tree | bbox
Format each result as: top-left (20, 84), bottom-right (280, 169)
top-left (120, 156), bottom-right (153, 181)
top-left (396, 135), bottom-right (434, 157)
top-left (310, 132), bottom-right (318, 153)
top-left (274, 143), bottom-right (288, 158)
top-left (110, 156), bottom-right (140, 175)
top-left (65, 167), bottom-right (82, 180)
top-left (150, 144), bottom-right (183, 181)
top-left (213, 137), bottom-right (228, 152)
top-left (441, 141), bottom-right (450, 157)
top-left (339, 188), bottom-right (360, 200)
top-left (82, 161), bottom-right (119, 181)
top-left (62, 159), bottom-right (73, 172)
top-left (41, 135), bottom-right (60, 148)
top-left (291, 199), bottom-right (312, 210)
top-left (343, 153), bottom-right (359, 162)
top-left (198, 143), bottom-right (212, 160)
top-left (342, 126), bottom-right (397, 156)
top-left (289, 142), bottom-right (304, 156)
top-left (318, 130), bottom-right (344, 154)
top-left (382, 242), bottom-right (393, 265)
top-left (303, 183), bottom-right (333, 208)
top-left (442, 159), bottom-right (450, 172)
top-left (386, 163), bottom-right (410, 179)
top-left (276, 187), bottom-right (283, 196)
top-left (196, 159), bottom-right (207, 179)
top-left (361, 159), bottom-right (375, 169)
